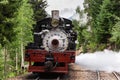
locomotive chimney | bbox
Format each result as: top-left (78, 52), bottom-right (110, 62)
top-left (52, 10), bottom-right (59, 20)
top-left (51, 10), bottom-right (59, 27)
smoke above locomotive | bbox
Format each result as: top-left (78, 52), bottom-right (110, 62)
top-left (33, 10), bottom-right (77, 52)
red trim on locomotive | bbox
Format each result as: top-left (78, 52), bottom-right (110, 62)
top-left (25, 49), bottom-right (75, 74)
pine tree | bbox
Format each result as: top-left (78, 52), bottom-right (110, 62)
top-left (0, 0), bottom-right (22, 79)
top-left (0, 0), bottom-right (21, 47)
top-left (30, 0), bottom-right (47, 21)
top-left (13, 0), bottom-right (34, 72)
top-left (84, 0), bottom-right (120, 50)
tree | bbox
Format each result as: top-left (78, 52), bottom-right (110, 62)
top-left (0, 0), bottom-right (22, 79)
top-left (83, 0), bottom-right (120, 51)
top-left (73, 6), bottom-right (89, 52)
top-left (30, 0), bottom-right (47, 21)
top-left (110, 21), bottom-right (120, 49)
top-left (13, 0), bottom-right (34, 70)
top-left (0, 0), bottom-right (21, 47)
top-left (0, 0), bottom-right (48, 79)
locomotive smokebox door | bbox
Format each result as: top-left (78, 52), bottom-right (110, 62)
top-left (51, 10), bottom-right (59, 27)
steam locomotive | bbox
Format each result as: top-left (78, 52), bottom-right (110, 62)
top-left (25, 10), bottom-right (77, 74)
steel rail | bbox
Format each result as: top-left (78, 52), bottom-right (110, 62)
top-left (35, 76), bottom-right (40, 80)
top-left (96, 70), bottom-right (100, 80)
top-left (112, 72), bottom-right (120, 80)
top-left (35, 76), bottom-right (60, 80)
top-left (56, 76), bottom-right (60, 80)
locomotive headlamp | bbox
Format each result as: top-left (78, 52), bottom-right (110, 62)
top-left (51, 10), bottom-right (59, 27)
top-left (51, 19), bottom-right (59, 27)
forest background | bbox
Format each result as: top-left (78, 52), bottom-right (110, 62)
top-left (0, 0), bottom-right (119, 79)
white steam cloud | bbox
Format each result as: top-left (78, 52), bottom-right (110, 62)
top-left (75, 49), bottom-right (120, 72)
top-left (46, 0), bottom-right (84, 19)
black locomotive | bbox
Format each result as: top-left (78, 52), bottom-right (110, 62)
top-left (25, 10), bottom-right (77, 74)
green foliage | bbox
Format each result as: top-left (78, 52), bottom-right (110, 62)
top-left (73, 6), bottom-right (91, 52)
top-left (73, 20), bottom-right (85, 49)
top-left (0, 0), bottom-right (21, 47)
top-left (0, 0), bottom-right (47, 79)
top-left (0, 0), bottom-right (36, 79)
top-left (94, 0), bottom-right (114, 43)
top-left (0, 1), bottom-right (22, 79)
top-left (82, 0), bottom-right (120, 51)
top-left (74, 0), bottom-right (120, 52)
top-left (110, 21), bottom-right (120, 48)
top-left (14, 0), bottom-right (34, 45)
top-left (0, 49), bottom-right (4, 80)
top-left (30, 0), bottom-right (47, 21)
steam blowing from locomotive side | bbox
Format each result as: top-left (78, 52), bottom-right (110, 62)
top-left (25, 10), bottom-right (77, 74)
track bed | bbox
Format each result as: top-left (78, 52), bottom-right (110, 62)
top-left (8, 63), bottom-right (120, 80)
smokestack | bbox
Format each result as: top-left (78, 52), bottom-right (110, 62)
top-left (51, 10), bottom-right (59, 27)
top-left (52, 10), bottom-right (59, 20)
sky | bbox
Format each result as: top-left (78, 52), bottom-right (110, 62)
top-left (45, 0), bottom-right (84, 19)
top-left (76, 49), bottom-right (120, 72)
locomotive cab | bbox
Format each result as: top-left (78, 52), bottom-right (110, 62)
top-left (25, 10), bottom-right (77, 74)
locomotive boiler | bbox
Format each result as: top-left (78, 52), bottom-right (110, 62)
top-left (25, 10), bottom-right (77, 74)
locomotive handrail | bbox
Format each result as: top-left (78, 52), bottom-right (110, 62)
top-left (34, 30), bottom-right (49, 35)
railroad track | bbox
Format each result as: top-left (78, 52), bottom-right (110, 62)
top-left (35, 76), bottom-right (40, 80)
top-left (8, 71), bottom-right (120, 80)
top-left (35, 76), bottom-right (60, 80)
top-left (96, 71), bottom-right (101, 80)
top-left (7, 64), bottom-right (120, 80)
top-left (112, 72), bottom-right (120, 80)
top-left (30, 71), bottom-right (120, 80)
top-left (96, 71), bottom-right (120, 80)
